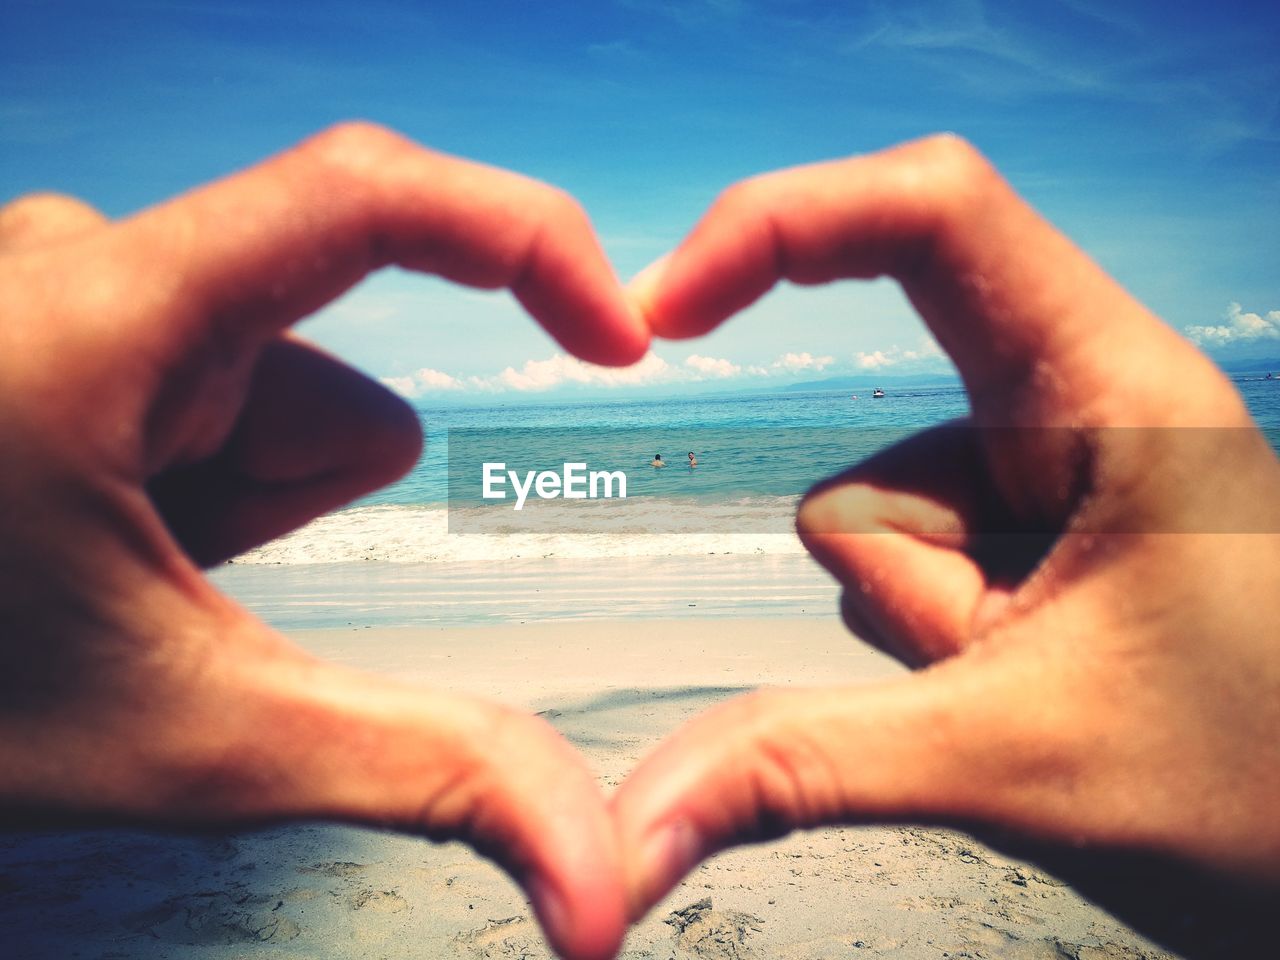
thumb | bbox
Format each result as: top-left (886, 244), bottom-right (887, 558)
top-left (11, 586), bottom-right (627, 960)
top-left (148, 336), bottom-right (423, 566)
top-left (611, 647), bottom-right (1108, 921)
top-left (213, 626), bottom-right (627, 960)
top-left (795, 421), bottom-right (1057, 667)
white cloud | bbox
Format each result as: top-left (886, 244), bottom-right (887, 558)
top-left (378, 341), bottom-right (943, 396)
top-left (684, 354), bottom-right (742, 378)
top-left (380, 375), bottom-right (417, 397)
top-left (384, 353), bottom-right (684, 395)
top-left (771, 351), bottom-right (834, 373)
top-left (488, 352), bottom-right (678, 392)
top-left (415, 367), bottom-right (464, 390)
top-left (851, 2), bottom-right (1105, 97)
top-left (379, 367), bottom-right (463, 397)
top-left (846, 1), bottom-right (1277, 154)
top-left (855, 350), bottom-right (895, 370)
top-left (853, 336), bottom-right (945, 370)
top-left (1056, 0), bottom-right (1144, 37)
top-left (1185, 303), bottom-right (1280, 347)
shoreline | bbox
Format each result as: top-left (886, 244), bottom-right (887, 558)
top-left (210, 552), bottom-right (839, 630)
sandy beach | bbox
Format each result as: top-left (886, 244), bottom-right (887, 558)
top-left (0, 613), bottom-right (1176, 959)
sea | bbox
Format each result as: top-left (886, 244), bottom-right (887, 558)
top-left (211, 376), bottom-right (1280, 629)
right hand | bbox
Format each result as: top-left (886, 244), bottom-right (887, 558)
top-left (616, 134), bottom-right (1280, 957)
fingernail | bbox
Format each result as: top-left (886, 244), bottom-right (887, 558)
top-left (637, 819), bottom-right (704, 910)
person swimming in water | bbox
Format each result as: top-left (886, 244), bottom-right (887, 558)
top-left (650, 453), bottom-right (665, 467)
top-left (688, 452), bottom-right (697, 467)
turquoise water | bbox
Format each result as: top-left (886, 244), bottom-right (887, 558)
top-left (375, 385), bottom-right (972, 508)
top-left (367, 377), bottom-right (1280, 510)
top-left (218, 374), bottom-right (1280, 626)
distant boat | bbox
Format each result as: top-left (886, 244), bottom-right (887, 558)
top-left (872, 387), bottom-right (885, 398)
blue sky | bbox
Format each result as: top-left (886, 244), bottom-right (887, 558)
top-left (4, 0), bottom-right (1278, 399)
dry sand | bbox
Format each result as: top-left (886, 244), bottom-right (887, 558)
top-left (0, 617), bottom-right (1177, 959)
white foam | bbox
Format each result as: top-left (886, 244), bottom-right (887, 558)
top-left (230, 503), bottom-right (807, 565)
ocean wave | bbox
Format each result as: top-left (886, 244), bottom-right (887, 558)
top-left (230, 502), bottom-right (808, 565)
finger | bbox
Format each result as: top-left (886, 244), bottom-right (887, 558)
top-left (630, 134), bottom-right (1232, 426)
top-left (263, 661), bottom-right (627, 960)
top-left (216, 650), bottom-right (628, 960)
top-left (798, 422), bottom-right (1056, 666)
top-left (612, 620), bottom-right (1264, 928)
top-left (0, 193), bottom-right (108, 251)
top-left (612, 653), bottom-right (1106, 920)
top-left (113, 122), bottom-right (648, 366)
top-left (9, 601), bottom-right (626, 960)
top-left (148, 336), bottom-right (422, 565)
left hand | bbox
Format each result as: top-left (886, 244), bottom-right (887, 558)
top-left (0, 123), bottom-right (648, 960)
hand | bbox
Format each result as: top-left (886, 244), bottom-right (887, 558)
top-left (0, 123), bottom-right (649, 960)
top-left (616, 135), bottom-right (1280, 956)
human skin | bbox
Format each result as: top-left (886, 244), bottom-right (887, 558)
top-left (0, 123), bottom-right (648, 960)
top-left (4, 125), bottom-right (1279, 960)
top-left (618, 135), bottom-right (1280, 956)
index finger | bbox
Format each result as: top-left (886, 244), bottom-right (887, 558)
top-left (630, 135), bottom-right (1216, 421)
top-left (114, 122), bottom-right (649, 366)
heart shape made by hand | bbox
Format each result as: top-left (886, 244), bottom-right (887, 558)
top-left (0, 124), bottom-right (1276, 960)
